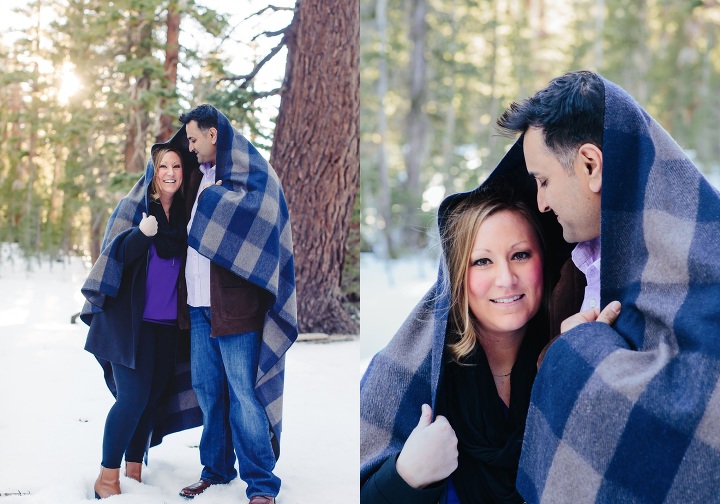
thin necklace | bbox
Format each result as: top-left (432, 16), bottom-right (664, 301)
top-left (491, 370), bottom-right (512, 378)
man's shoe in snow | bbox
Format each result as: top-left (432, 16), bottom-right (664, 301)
top-left (179, 480), bottom-right (217, 499)
top-left (249, 496), bottom-right (276, 504)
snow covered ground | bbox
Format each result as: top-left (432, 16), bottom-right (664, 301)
top-left (359, 253), bottom-right (438, 373)
top-left (0, 248), bottom-right (358, 503)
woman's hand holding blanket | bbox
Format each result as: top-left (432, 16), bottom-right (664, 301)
top-left (396, 404), bottom-right (459, 489)
top-left (139, 212), bottom-right (158, 237)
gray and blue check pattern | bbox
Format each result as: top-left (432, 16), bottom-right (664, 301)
top-left (517, 79), bottom-right (720, 503)
top-left (187, 111), bottom-right (297, 457)
top-left (360, 142), bottom-right (530, 487)
top-left (82, 112), bottom-right (297, 457)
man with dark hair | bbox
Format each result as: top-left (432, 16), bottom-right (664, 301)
top-left (496, 71), bottom-right (720, 501)
top-left (176, 104), bottom-right (297, 504)
top-left (497, 70), bottom-right (609, 325)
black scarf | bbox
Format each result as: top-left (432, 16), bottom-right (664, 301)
top-left (441, 322), bottom-right (543, 504)
top-left (148, 196), bottom-right (187, 259)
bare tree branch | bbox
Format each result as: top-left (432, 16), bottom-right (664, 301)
top-left (217, 4), bottom-right (294, 49)
top-left (244, 4), bottom-right (295, 21)
top-left (251, 27), bottom-right (288, 42)
top-left (252, 87), bottom-right (283, 99)
top-left (218, 37), bottom-right (286, 88)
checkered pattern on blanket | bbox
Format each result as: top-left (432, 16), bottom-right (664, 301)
top-left (80, 141), bottom-right (203, 446)
top-left (516, 79), bottom-right (720, 503)
top-left (360, 143), bottom-right (532, 485)
top-left (80, 172), bottom-right (151, 317)
top-left (187, 110), bottom-right (298, 455)
top-left (81, 112), bottom-right (297, 456)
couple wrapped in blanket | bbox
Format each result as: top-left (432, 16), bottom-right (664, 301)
top-left (361, 71), bottom-right (720, 503)
top-left (82, 105), bottom-right (296, 503)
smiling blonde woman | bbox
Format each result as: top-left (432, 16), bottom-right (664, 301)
top-left (361, 166), bottom-right (555, 504)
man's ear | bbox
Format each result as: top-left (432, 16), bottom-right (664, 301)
top-left (209, 127), bottom-right (218, 145)
top-left (578, 143), bottom-right (602, 193)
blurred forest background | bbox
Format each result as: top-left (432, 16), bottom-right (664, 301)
top-left (360, 0), bottom-right (720, 258)
top-left (0, 0), bottom-right (359, 334)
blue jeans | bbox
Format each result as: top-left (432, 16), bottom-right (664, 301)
top-left (189, 306), bottom-right (279, 498)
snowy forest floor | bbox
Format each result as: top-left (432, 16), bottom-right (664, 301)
top-left (0, 247), bottom-right (358, 503)
top-left (360, 252), bottom-right (437, 372)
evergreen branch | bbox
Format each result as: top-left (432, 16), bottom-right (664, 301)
top-left (218, 38), bottom-right (286, 88)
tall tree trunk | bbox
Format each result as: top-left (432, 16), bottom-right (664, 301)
top-left (270, 0), bottom-right (360, 334)
top-left (630, 1), bottom-right (648, 104)
top-left (124, 18), bottom-right (152, 172)
top-left (89, 207), bottom-right (104, 265)
top-left (403, 0), bottom-right (427, 247)
top-left (375, 0), bottom-right (395, 258)
top-left (124, 75), bottom-right (151, 172)
top-left (487, 0), bottom-right (499, 156)
top-left (594, 0), bottom-right (605, 69)
top-left (157, 4), bottom-right (180, 143)
top-left (9, 81), bottom-right (22, 228)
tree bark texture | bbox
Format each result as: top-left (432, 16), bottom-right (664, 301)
top-left (270, 0), bottom-right (360, 335)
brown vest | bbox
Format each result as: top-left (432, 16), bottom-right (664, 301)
top-left (537, 258), bottom-right (586, 367)
top-left (177, 168), bottom-right (268, 337)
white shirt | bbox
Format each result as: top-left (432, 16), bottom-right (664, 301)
top-left (571, 236), bottom-right (601, 312)
top-left (185, 163), bottom-right (215, 307)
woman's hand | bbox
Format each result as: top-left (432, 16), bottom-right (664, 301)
top-left (395, 404), bottom-right (458, 489)
top-left (139, 212), bottom-right (158, 237)
top-left (560, 300), bottom-right (621, 333)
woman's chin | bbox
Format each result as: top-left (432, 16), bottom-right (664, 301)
top-left (159, 186), bottom-right (180, 198)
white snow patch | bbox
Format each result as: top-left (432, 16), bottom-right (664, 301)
top-left (359, 253), bottom-right (438, 374)
top-left (0, 251), bottom-right (358, 503)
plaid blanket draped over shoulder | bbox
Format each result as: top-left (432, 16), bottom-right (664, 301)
top-left (80, 135), bottom-right (203, 445)
top-left (186, 110), bottom-right (298, 457)
top-left (517, 79), bottom-right (720, 502)
top-left (81, 114), bottom-right (298, 455)
top-left (359, 144), bottom-right (557, 486)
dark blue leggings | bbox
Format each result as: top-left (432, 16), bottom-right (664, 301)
top-left (101, 322), bottom-right (177, 468)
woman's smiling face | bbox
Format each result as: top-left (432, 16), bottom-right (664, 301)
top-left (154, 150), bottom-right (184, 198)
top-left (466, 209), bottom-right (544, 340)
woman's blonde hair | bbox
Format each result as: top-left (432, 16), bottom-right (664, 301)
top-left (150, 147), bottom-right (183, 201)
top-left (442, 192), bottom-right (548, 363)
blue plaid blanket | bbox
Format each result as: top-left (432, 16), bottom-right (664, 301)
top-left (360, 143), bottom-right (551, 485)
top-left (80, 136), bottom-right (203, 446)
top-left (186, 110), bottom-right (298, 456)
top-left (517, 79), bottom-right (720, 502)
top-left (82, 113), bottom-right (297, 455)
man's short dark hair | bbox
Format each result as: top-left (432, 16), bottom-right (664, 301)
top-left (179, 104), bottom-right (219, 131)
top-left (496, 70), bottom-right (605, 171)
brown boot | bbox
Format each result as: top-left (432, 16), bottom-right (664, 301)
top-left (125, 462), bottom-right (142, 483)
top-left (93, 466), bottom-right (121, 499)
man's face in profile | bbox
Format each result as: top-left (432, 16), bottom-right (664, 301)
top-left (186, 120), bottom-right (217, 165)
top-left (524, 127), bottom-right (602, 244)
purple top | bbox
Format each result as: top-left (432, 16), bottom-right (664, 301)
top-left (143, 242), bottom-right (181, 324)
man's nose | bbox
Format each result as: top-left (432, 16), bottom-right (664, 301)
top-left (537, 189), bottom-right (551, 213)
